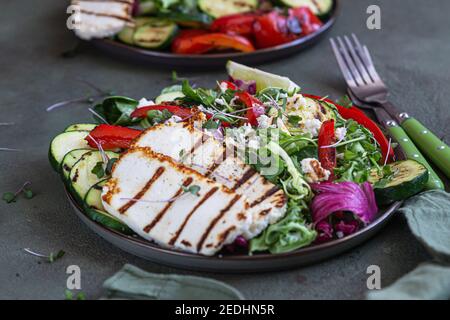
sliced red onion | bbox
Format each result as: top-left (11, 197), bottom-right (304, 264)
top-left (229, 77), bottom-right (257, 95)
top-left (310, 181), bottom-right (378, 225)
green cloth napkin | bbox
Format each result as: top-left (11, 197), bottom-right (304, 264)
top-left (368, 190), bottom-right (450, 300)
top-left (103, 264), bottom-right (244, 300)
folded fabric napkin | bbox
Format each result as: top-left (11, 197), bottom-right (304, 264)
top-left (368, 190), bottom-right (450, 300)
top-left (103, 264), bottom-right (244, 300)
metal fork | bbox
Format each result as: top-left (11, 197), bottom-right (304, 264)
top-left (330, 34), bottom-right (448, 189)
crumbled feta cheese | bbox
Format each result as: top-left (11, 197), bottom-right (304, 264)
top-left (257, 115), bottom-right (272, 129)
top-left (215, 98), bottom-right (226, 106)
top-left (166, 115), bottom-right (182, 124)
top-left (336, 127), bottom-right (347, 141)
top-left (301, 158), bottom-right (331, 183)
top-left (336, 153), bottom-right (345, 160)
top-left (304, 119), bottom-right (322, 137)
top-left (287, 94), bottom-right (307, 110)
top-left (137, 98), bottom-right (155, 109)
top-left (219, 82), bottom-right (229, 93)
top-left (276, 118), bottom-right (290, 135)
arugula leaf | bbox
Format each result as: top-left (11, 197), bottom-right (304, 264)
top-left (92, 96), bottom-right (139, 126)
top-left (91, 162), bottom-right (105, 179)
top-left (337, 95), bottom-right (353, 109)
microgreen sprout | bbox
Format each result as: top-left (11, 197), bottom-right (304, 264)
top-left (2, 181), bottom-right (34, 203)
top-left (23, 248), bottom-right (65, 263)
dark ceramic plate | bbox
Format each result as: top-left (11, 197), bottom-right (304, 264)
top-left (67, 192), bottom-right (402, 273)
top-left (88, 1), bottom-right (339, 68)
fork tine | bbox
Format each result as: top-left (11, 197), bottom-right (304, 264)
top-left (362, 45), bottom-right (383, 83)
top-left (330, 38), bottom-right (357, 88)
top-left (351, 33), bottom-right (382, 83)
top-left (344, 35), bottom-right (372, 84)
top-left (336, 36), bottom-right (365, 87)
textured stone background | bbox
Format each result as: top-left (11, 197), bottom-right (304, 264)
top-left (0, 0), bottom-right (448, 299)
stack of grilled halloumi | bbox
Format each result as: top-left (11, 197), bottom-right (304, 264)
top-left (70, 0), bottom-right (133, 40)
top-left (102, 114), bottom-right (287, 256)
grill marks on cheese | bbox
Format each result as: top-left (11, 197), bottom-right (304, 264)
top-left (102, 148), bottom-right (251, 255)
top-left (132, 121), bottom-right (287, 239)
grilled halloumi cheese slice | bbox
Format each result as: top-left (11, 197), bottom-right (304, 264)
top-left (102, 147), bottom-right (252, 256)
top-left (132, 120), bottom-right (287, 239)
top-left (71, 0), bottom-right (133, 40)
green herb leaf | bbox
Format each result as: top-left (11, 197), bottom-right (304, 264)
top-left (287, 115), bottom-right (301, 126)
top-left (48, 250), bottom-right (65, 263)
top-left (76, 292), bottom-right (86, 300)
top-left (146, 109), bottom-right (173, 125)
top-left (92, 96), bottom-right (139, 126)
top-left (203, 119), bottom-right (220, 130)
top-left (105, 158), bottom-right (118, 176)
top-left (182, 185), bottom-right (201, 196)
top-left (337, 95), bottom-right (353, 109)
top-left (171, 70), bottom-right (178, 82)
top-left (2, 192), bottom-right (16, 203)
top-left (23, 189), bottom-right (34, 199)
top-left (65, 290), bottom-right (74, 300)
top-left (91, 161), bottom-right (105, 179)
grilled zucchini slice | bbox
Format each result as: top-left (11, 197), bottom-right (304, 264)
top-left (369, 160), bottom-right (429, 205)
top-left (198, 0), bottom-right (258, 18)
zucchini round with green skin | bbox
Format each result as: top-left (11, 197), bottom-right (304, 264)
top-left (198, 0), bottom-right (258, 18)
top-left (61, 149), bottom-right (91, 183)
top-left (133, 19), bottom-right (178, 49)
top-left (369, 160), bottom-right (429, 205)
top-left (69, 150), bottom-right (119, 205)
top-left (84, 180), bottom-right (134, 235)
top-left (155, 91), bottom-right (185, 104)
top-left (117, 17), bottom-right (154, 45)
top-left (278, 0), bottom-right (333, 16)
top-left (64, 124), bottom-right (97, 132)
top-left (49, 131), bottom-right (92, 172)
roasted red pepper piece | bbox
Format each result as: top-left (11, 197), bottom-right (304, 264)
top-left (172, 32), bottom-right (255, 54)
top-left (210, 13), bottom-right (258, 38)
top-left (253, 11), bottom-right (298, 49)
top-left (303, 94), bottom-right (395, 163)
top-left (303, 95), bottom-right (394, 162)
top-left (192, 33), bottom-right (255, 53)
top-left (289, 7), bottom-right (323, 36)
top-left (218, 80), bottom-right (238, 91)
top-left (235, 92), bottom-right (265, 126)
top-left (171, 29), bottom-right (214, 54)
top-left (318, 119), bottom-right (336, 181)
top-left (130, 105), bottom-right (193, 119)
top-left (86, 124), bottom-right (141, 150)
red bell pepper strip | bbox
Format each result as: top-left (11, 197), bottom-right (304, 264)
top-left (218, 80), bottom-right (238, 91)
top-left (235, 92), bottom-right (265, 126)
top-left (210, 13), bottom-right (258, 38)
top-left (303, 94), bottom-right (395, 163)
top-left (130, 105), bottom-right (193, 120)
top-left (318, 120), bottom-right (337, 181)
top-left (192, 33), bottom-right (255, 53)
top-left (171, 30), bottom-right (214, 54)
top-left (253, 11), bottom-right (297, 49)
top-left (289, 7), bottom-right (323, 36)
top-left (86, 124), bottom-right (141, 150)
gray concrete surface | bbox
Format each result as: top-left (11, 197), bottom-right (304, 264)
top-left (0, 0), bottom-right (449, 300)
